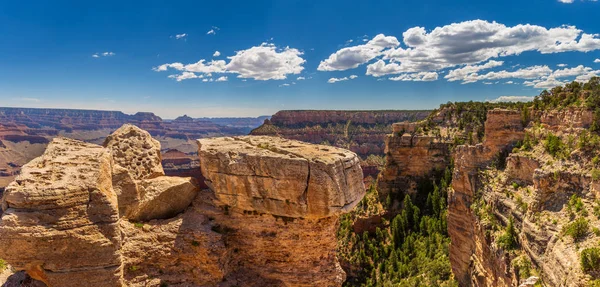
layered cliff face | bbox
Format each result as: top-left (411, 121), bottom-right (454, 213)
top-left (251, 110), bottom-right (429, 158)
top-left (377, 123), bottom-right (451, 197)
top-left (0, 107), bottom-right (262, 191)
top-left (448, 106), bottom-right (600, 286)
top-left (0, 125), bottom-right (365, 287)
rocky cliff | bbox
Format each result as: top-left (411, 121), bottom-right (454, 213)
top-left (0, 125), bottom-right (365, 287)
top-left (447, 105), bottom-right (600, 286)
top-left (251, 110), bottom-right (429, 158)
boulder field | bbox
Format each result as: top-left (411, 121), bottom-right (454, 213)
top-left (0, 125), bottom-right (365, 287)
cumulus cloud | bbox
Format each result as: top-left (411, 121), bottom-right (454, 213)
top-left (215, 76), bottom-right (228, 82)
top-left (327, 75), bottom-right (358, 83)
top-left (321, 20), bottom-right (600, 80)
top-left (154, 43), bottom-right (305, 81)
top-left (213, 51), bottom-right (221, 57)
top-left (174, 33), bottom-right (187, 40)
top-left (488, 96), bottom-right (535, 103)
top-left (226, 44), bottom-right (305, 80)
top-left (388, 72), bottom-right (439, 82)
top-left (459, 65), bottom-right (553, 84)
top-left (279, 83), bottom-right (290, 87)
top-left (318, 34), bottom-right (400, 71)
top-left (168, 72), bottom-right (202, 82)
top-left (445, 60), bottom-right (504, 82)
top-left (557, 63), bottom-right (568, 67)
top-left (595, 59), bottom-right (600, 63)
top-left (297, 76), bottom-right (306, 80)
top-left (92, 52), bottom-right (115, 58)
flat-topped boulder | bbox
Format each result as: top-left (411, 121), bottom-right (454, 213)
top-left (198, 136), bottom-right (365, 218)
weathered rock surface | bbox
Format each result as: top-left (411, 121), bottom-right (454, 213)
top-left (0, 137), bottom-right (123, 287)
top-left (103, 124), bottom-right (165, 180)
top-left (377, 133), bottom-right (450, 196)
top-left (0, 128), bottom-right (365, 287)
top-left (448, 109), bottom-right (525, 286)
top-left (129, 176), bottom-right (198, 221)
top-left (198, 136), bottom-right (365, 219)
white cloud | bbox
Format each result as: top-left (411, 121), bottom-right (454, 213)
top-left (505, 81), bottom-right (514, 84)
top-left (215, 76), bottom-right (228, 82)
top-left (168, 72), bottom-right (203, 82)
top-left (279, 83), bottom-right (290, 87)
top-left (595, 59), bottom-right (600, 63)
top-left (327, 77), bottom-right (348, 83)
top-left (213, 51), bottom-right (221, 57)
top-left (349, 75), bottom-right (358, 79)
top-left (207, 26), bottom-right (219, 35)
top-left (226, 44), bottom-right (305, 80)
top-left (297, 76), bottom-right (306, 80)
top-left (92, 52), bottom-right (115, 58)
top-left (388, 71), bottom-right (439, 82)
top-left (445, 60), bottom-right (504, 82)
top-left (174, 33), bottom-right (187, 40)
top-left (557, 63), bottom-right (568, 67)
top-left (558, 0), bottom-right (575, 3)
top-left (488, 96), bottom-right (535, 103)
top-left (154, 43), bottom-right (305, 81)
top-left (323, 20), bottom-right (600, 78)
top-left (318, 34), bottom-right (400, 71)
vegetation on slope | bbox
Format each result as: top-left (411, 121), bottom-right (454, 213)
top-left (337, 77), bottom-right (600, 286)
top-left (338, 167), bottom-right (457, 287)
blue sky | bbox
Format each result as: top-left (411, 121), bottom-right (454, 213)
top-left (1, 0), bottom-right (599, 118)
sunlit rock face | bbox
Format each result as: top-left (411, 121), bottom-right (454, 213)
top-left (0, 127), bottom-right (365, 287)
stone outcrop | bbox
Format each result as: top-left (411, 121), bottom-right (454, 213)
top-left (447, 109), bottom-right (526, 286)
top-left (0, 126), bottom-right (365, 287)
top-left (377, 133), bottom-right (451, 196)
top-left (0, 138), bottom-right (123, 287)
top-left (198, 136), bottom-right (365, 219)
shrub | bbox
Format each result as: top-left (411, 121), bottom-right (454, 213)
top-left (134, 222), bottom-right (144, 228)
top-left (593, 169), bottom-right (600, 181)
top-left (581, 247), bottom-right (600, 273)
top-left (0, 259), bottom-right (6, 271)
top-left (512, 182), bottom-right (520, 190)
top-left (497, 217), bottom-right (518, 250)
top-left (515, 195), bottom-right (528, 212)
top-left (545, 133), bottom-right (564, 158)
top-left (563, 217), bottom-right (589, 241)
top-left (568, 194), bottom-right (585, 213)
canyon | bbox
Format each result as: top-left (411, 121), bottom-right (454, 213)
top-left (0, 107), bottom-right (267, 192)
top-left (1, 80), bottom-right (600, 286)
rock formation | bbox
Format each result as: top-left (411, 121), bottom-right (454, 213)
top-left (198, 136), bottom-right (365, 218)
top-left (0, 125), bottom-right (365, 287)
top-left (0, 138), bottom-right (123, 287)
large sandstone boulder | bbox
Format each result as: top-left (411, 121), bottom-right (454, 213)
top-left (0, 138), bottom-right (123, 287)
top-left (198, 136), bottom-right (365, 219)
top-left (103, 124), bottom-right (164, 180)
top-left (128, 176), bottom-right (198, 221)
